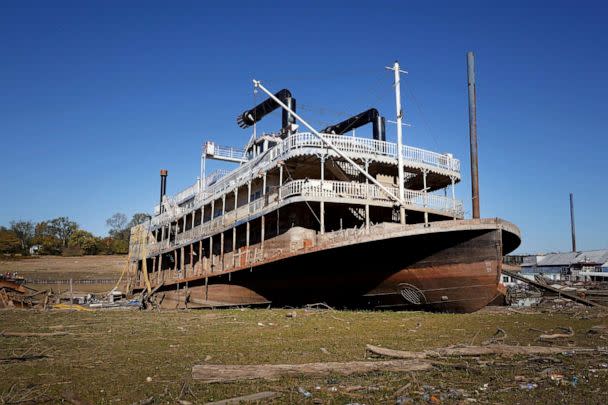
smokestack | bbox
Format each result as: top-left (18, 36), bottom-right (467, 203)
top-left (160, 169), bottom-right (168, 214)
top-left (467, 51), bottom-right (480, 219)
top-left (570, 193), bottom-right (577, 252)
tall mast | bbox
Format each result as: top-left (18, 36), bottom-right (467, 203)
top-left (570, 193), bottom-right (577, 252)
top-left (387, 61), bottom-right (407, 224)
top-left (467, 51), bottom-right (480, 219)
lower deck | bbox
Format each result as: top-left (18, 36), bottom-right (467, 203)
top-left (129, 218), bottom-right (521, 313)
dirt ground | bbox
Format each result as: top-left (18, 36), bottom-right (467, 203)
top-left (1, 307), bottom-right (607, 404)
top-left (0, 255), bottom-right (126, 294)
top-left (0, 255), bottom-right (126, 279)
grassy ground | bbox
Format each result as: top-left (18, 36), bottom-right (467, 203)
top-left (1, 307), bottom-right (607, 404)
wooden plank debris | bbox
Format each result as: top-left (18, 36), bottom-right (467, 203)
top-left (192, 359), bottom-right (432, 383)
top-left (365, 343), bottom-right (597, 359)
top-left (204, 391), bottom-right (278, 404)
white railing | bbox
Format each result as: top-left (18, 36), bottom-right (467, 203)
top-left (205, 169), bottom-right (231, 187)
top-left (280, 179), bottom-right (463, 217)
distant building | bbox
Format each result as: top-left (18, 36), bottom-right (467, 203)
top-left (518, 249), bottom-right (608, 282)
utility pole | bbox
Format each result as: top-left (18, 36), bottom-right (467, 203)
top-left (570, 193), bottom-right (577, 252)
top-left (467, 51), bottom-right (480, 219)
top-left (386, 61), bottom-right (408, 224)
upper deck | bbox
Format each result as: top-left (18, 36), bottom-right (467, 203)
top-left (153, 132), bottom-right (461, 227)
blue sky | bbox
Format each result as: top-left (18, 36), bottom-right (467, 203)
top-left (1, 1), bottom-right (606, 253)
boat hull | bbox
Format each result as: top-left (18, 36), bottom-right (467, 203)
top-left (151, 219), bottom-right (519, 313)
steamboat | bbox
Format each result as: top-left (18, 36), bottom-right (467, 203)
top-left (127, 63), bottom-right (520, 312)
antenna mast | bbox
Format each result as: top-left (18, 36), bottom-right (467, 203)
top-left (386, 61), bottom-right (408, 225)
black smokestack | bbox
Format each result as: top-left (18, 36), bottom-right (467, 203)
top-left (321, 108), bottom-right (386, 141)
top-left (236, 89), bottom-right (296, 136)
top-left (160, 169), bottom-right (168, 214)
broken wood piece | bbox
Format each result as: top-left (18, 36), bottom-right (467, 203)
top-left (539, 327), bottom-right (574, 341)
top-left (481, 328), bottom-right (507, 345)
top-left (62, 391), bottom-right (93, 405)
top-left (0, 331), bottom-right (70, 338)
top-left (365, 343), bottom-right (594, 359)
top-left (192, 360), bottom-right (432, 383)
top-left (204, 391), bottom-right (278, 404)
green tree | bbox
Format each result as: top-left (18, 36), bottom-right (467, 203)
top-left (0, 228), bottom-right (21, 254)
top-left (47, 217), bottom-right (78, 247)
top-left (68, 229), bottom-right (99, 255)
top-left (32, 221), bottom-right (62, 255)
top-left (9, 220), bottom-right (34, 252)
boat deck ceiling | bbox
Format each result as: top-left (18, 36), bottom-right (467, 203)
top-left (283, 155), bottom-right (456, 192)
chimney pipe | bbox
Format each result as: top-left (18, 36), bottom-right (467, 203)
top-left (160, 169), bottom-right (168, 214)
top-left (467, 51), bottom-right (480, 219)
top-left (570, 193), bottom-right (577, 252)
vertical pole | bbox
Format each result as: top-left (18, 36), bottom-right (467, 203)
top-left (261, 215), bottom-right (265, 249)
top-left (232, 226), bottom-right (237, 267)
top-left (220, 232), bottom-right (224, 270)
top-left (365, 160), bottom-right (370, 231)
top-left (279, 164), bottom-right (283, 200)
top-left (209, 236), bottom-right (213, 271)
top-left (570, 193), bottom-right (577, 252)
top-left (451, 176), bottom-right (457, 219)
top-left (198, 241), bottom-right (203, 274)
top-left (221, 194), bottom-right (226, 225)
top-left (320, 154), bottom-right (325, 234)
top-left (69, 278), bottom-right (73, 307)
top-left (246, 180), bottom-right (251, 261)
top-left (189, 243), bottom-right (193, 275)
top-left (200, 146), bottom-right (206, 191)
top-left (467, 51), bottom-right (480, 219)
top-left (393, 61), bottom-right (406, 225)
top-left (422, 169), bottom-right (429, 226)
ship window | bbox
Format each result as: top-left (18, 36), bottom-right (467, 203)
top-left (502, 276), bottom-right (509, 283)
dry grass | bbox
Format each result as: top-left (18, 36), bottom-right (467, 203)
top-left (1, 307), bottom-right (607, 404)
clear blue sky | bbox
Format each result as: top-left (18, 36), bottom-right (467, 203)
top-left (1, 1), bottom-right (606, 253)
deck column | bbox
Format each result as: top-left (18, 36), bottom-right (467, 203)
top-left (189, 243), bottom-right (193, 274)
top-left (423, 169), bottom-right (429, 226)
top-left (320, 154), bottom-right (325, 234)
top-left (198, 241), bottom-right (203, 274)
top-left (278, 164), bottom-right (283, 200)
top-left (365, 159), bottom-right (370, 231)
top-left (158, 254), bottom-right (163, 283)
top-left (220, 232), bottom-right (225, 270)
top-left (450, 175), bottom-right (457, 220)
top-left (221, 194), bottom-right (226, 225)
top-left (232, 227), bottom-right (237, 267)
top-left (209, 235), bottom-right (213, 272)
top-left (173, 250), bottom-right (178, 278)
top-left (261, 215), bottom-right (265, 249)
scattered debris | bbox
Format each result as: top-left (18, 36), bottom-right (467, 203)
top-left (481, 328), bottom-right (507, 345)
top-left (297, 387), bottom-right (312, 398)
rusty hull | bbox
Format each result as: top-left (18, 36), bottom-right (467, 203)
top-left (146, 219), bottom-right (520, 313)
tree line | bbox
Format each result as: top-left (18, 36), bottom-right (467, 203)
top-left (0, 213), bottom-right (150, 256)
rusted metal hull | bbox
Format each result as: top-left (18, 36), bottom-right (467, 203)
top-left (151, 219), bottom-right (519, 313)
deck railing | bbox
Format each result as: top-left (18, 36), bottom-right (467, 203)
top-left (149, 133), bottom-right (461, 228)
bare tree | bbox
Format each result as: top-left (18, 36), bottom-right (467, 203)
top-left (106, 213), bottom-right (127, 237)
